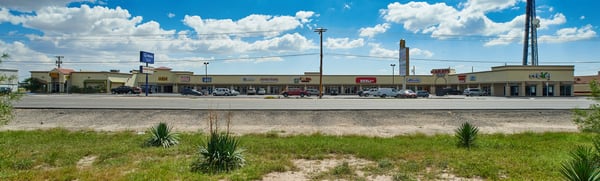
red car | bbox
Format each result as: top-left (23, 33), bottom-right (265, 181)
top-left (281, 88), bottom-right (309, 97)
top-left (396, 89), bottom-right (417, 98)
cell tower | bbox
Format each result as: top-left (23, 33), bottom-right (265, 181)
top-left (522, 0), bottom-right (539, 66)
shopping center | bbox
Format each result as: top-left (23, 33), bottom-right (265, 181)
top-left (30, 64), bottom-right (576, 97)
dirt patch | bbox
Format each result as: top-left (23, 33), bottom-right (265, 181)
top-left (76, 155), bottom-right (97, 170)
top-left (2, 109), bottom-right (578, 137)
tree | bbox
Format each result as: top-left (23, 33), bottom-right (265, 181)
top-left (574, 80), bottom-right (600, 133)
top-left (23, 77), bottom-right (45, 93)
top-left (0, 53), bottom-right (21, 125)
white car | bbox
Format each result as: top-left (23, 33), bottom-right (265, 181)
top-left (374, 88), bottom-right (399, 98)
top-left (257, 88), bottom-right (266, 95)
top-left (213, 88), bottom-right (239, 96)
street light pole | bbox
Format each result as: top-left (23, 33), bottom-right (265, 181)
top-left (314, 27), bottom-right (327, 99)
top-left (390, 64), bottom-right (396, 88)
top-left (203, 62), bottom-right (209, 93)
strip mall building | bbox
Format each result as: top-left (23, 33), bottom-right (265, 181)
top-left (30, 65), bottom-right (578, 97)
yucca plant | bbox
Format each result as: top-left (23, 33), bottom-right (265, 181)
top-left (145, 122), bottom-right (179, 148)
top-left (560, 145), bottom-right (600, 181)
top-left (191, 131), bottom-right (245, 173)
top-left (455, 122), bottom-right (479, 149)
top-left (191, 110), bottom-right (245, 173)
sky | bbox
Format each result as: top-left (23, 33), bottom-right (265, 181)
top-left (0, 0), bottom-right (598, 81)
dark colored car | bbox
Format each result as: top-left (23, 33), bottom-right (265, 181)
top-left (436, 88), bottom-right (462, 96)
top-left (0, 87), bottom-right (11, 95)
top-left (397, 89), bottom-right (417, 98)
top-left (111, 86), bottom-right (140, 94)
top-left (416, 90), bottom-right (430, 98)
top-left (281, 88), bottom-right (309, 97)
top-left (181, 88), bottom-right (203, 96)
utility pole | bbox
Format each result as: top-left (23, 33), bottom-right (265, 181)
top-left (314, 27), bottom-right (327, 99)
top-left (55, 56), bottom-right (64, 68)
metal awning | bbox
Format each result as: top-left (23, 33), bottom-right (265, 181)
top-left (108, 77), bottom-right (128, 83)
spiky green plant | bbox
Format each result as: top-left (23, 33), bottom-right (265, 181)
top-left (560, 145), bottom-right (600, 181)
top-left (455, 122), bottom-right (479, 149)
top-left (191, 131), bottom-right (245, 173)
top-left (145, 122), bottom-right (179, 148)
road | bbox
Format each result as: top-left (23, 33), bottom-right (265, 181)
top-left (13, 94), bottom-right (597, 110)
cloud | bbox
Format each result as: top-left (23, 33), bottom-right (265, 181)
top-left (325, 38), bottom-right (364, 49)
top-left (580, 16), bottom-right (585, 20)
top-left (410, 48), bottom-right (434, 58)
top-left (368, 43), bottom-right (396, 58)
top-left (0, 0), bottom-right (93, 12)
top-left (343, 3), bottom-right (351, 10)
top-left (359, 23), bottom-right (390, 38)
top-left (539, 24), bottom-right (597, 43)
top-left (167, 13), bottom-right (175, 18)
top-left (381, 1), bottom-right (585, 46)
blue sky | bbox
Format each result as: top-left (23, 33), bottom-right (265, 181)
top-left (0, 0), bottom-right (598, 80)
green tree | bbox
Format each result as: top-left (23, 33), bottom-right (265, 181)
top-left (574, 80), bottom-right (600, 133)
top-left (0, 53), bottom-right (22, 125)
top-left (23, 77), bottom-right (45, 93)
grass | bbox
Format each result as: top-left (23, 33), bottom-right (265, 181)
top-left (0, 129), bottom-right (596, 180)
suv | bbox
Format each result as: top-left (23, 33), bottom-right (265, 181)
top-left (359, 88), bottom-right (378, 97)
top-left (374, 88), bottom-right (398, 98)
top-left (111, 86), bottom-right (140, 94)
top-left (463, 88), bottom-right (482, 96)
top-left (247, 88), bottom-right (256, 95)
top-left (281, 88), bottom-right (309, 97)
top-left (306, 89), bottom-right (320, 96)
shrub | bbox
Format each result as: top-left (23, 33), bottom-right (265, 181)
top-left (574, 80), bottom-right (600, 133)
top-left (145, 122), bottom-right (179, 148)
top-left (560, 145), bottom-right (600, 181)
top-left (455, 122), bottom-right (479, 149)
top-left (191, 110), bottom-right (245, 174)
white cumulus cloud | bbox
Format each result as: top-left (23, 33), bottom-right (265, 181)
top-left (325, 38), bottom-right (364, 49)
top-left (359, 23), bottom-right (390, 38)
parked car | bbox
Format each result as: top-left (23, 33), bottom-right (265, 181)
top-left (359, 88), bottom-right (378, 97)
top-left (416, 90), bottom-right (430, 98)
top-left (329, 90), bottom-right (339, 96)
top-left (257, 88), bottom-right (266, 95)
top-left (436, 88), bottom-right (462, 96)
top-left (374, 88), bottom-right (398, 98)
top-left (247, 88), bottom-right (256, 95)
top-left (463, 88), bottom-right (483, 96)
top-left (181, 88), bottom-right (203, 96)
top-left (213, 88), bottom-right (238, 96)
top-left (0, 87), bottom-right (11, 95)
top-left (281, 88), bottom-right (308, 97)
top-left (306, 89), bottom-right (320, 96)
top-left (397, 89), bottom-right (417, 98)
top-left (111, 86), bottom-right (140, 94)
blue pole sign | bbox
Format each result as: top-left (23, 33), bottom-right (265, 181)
top-left (140, 51), bottom-right (154, 64)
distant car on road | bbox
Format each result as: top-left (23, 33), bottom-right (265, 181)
top-left (281, 88), bottom-right (308, 97)
top-left (463, 88), bottom-right (483, 96)
top-left (111, 86), bottom-right (140, 94)
top-left (374, 88), bottom-right (398, 98)
top-left (257, 88), bottom-right (266, 95)
top-left (416, 90), bottom-right (430, 98)
top-left (181, 88), bottom-right (203, 96)
top-left (397, 89), bottom-right (417, 98)
top-left (437, 88), bottom-right (462, 96)
top-left (213, 88), bottom-right (239, 96)
top-left (306, 89), bottom-right (320, 96)
top-left (247, 88), bottom-right (256, 95)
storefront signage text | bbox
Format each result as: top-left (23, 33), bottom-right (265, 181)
top-left (355, 77), bottom-right (376, 84)
top-left (529, 72), bottom-right (551, 80)
top-left (431, 69), bottom-right (451, 75)
top-left (180, 76), bottom-right (190, 82)
top-left (458, 74), bottom-right (466, 83)
top-left (242, 77), bottom-right (255, 82)
top-left (158, 76), bottom-right (168, 81)
top-left (407, 78), bottom-right (420, 83)
top-left (260, 78), bottom-right (278, 83)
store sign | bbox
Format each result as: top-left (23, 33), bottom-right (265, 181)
top-left (458, 74), bottom-right (466, 83)
top-left (355, 77), bottom-right (376, 84)
top-left (202, 77), bottom-right (212, 83)
top-left (300, 77), bottom-right (312, 83)
top-left (158, 76), bottom-right (168, 81)
top-left (407, 78), bottom-right (420, 83)
top-left (49, 72), bottom-right (59, 78)
top-left (242, 77), bottom-right (255, 82)
top-left (139, 51), bottom-right (154, 64)
top-left (529, 72), bottom-right (551, 80)
top-left (260, 78), bottom-right (278, 83)
top-left (180, 76), bottom-right (190, 82)
top-left (470, 75), bottom-right (476, 81)
top-left (431, 69), bottom-right (451, 74)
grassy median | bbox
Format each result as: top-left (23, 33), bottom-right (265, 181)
top-left (0, 128), bottom-right (594, 180)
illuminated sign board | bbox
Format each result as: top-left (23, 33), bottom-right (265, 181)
top-left (355, 77), bottom-right (377, 84)
top-left (140, 51), bottom-right (154, 64)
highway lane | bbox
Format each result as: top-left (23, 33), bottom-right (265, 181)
top-left (13, 94), bottom-right (597, 110)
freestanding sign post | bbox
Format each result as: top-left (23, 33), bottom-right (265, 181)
top-left (140, 51), bottom-right (154, 96)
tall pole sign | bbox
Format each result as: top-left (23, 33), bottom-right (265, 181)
top-left (140, 51), bottom-right (154, 96)
top-left (399, 39), bottom-right (409, 90)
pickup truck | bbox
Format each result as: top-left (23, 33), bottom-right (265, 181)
top-left (281, 88), bottom-right (309, 97)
